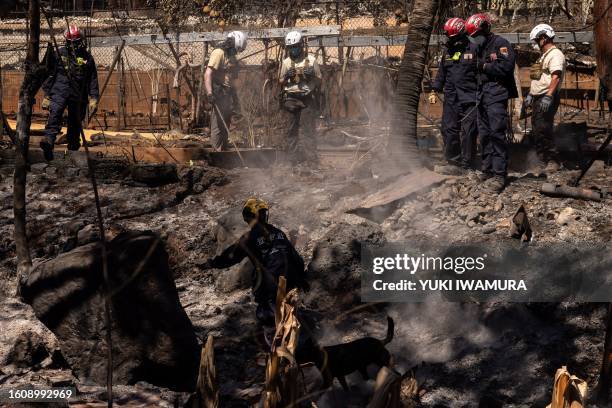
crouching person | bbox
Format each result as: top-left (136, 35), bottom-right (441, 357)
top-left (200, 198), bottom-right (308, 327)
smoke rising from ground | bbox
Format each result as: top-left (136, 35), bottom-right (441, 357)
top-left (388, 299), bottom-right (496, 370)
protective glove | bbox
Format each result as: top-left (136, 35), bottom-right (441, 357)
top-left (88, 98), bottom-right (98, 112)
top-left (41, 96), bottom-right (51, 110)
top-left (428, 91), bottom-right (437, 104)
top-left (285, 67), bottom-right (296, 81)
top-left (303, 66), bottom-right (315, 78)
top-left (523, 94), bottom-right (533, 108)
top-left (538, 94), bottom-right (553, 112)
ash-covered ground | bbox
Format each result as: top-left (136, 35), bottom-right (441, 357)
top-left (0, 134), bottom-right (610, 406)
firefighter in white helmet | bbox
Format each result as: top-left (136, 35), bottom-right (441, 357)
top-left (279, 30), bottom-right (322, 165)
top-left (524, 23), bottom-right (566, 171)
top-left (204, 31), bottom-right (248, 151)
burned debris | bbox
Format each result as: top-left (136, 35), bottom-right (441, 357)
top-left (0, 0), bottom-right (611, 407)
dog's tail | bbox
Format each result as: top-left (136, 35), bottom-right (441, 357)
top-left (383, 316), bottom-right (394, 345)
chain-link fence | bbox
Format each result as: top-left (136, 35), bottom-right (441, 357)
top-left (0, 8), bottom-right (408, 134)
top-left (0, 0), bottom-right (598, 143)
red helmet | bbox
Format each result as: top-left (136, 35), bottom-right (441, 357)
top-left (64, 25), bottom-right (82, 42)
top-left (443, 18), bottom-right (466, 37)
top-left (465, 13), bottom-right (491, 36)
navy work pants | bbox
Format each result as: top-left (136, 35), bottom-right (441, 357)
top-left (459, 102), bottom-right (478, 166)
top-left (478, 99), bottom-right (508, 176)
top-left (43, 94), bottom-right (86, 150)
top-left (441, 90), bottom-right (461, 161)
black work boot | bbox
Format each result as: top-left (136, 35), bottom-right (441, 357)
top-left (39, 140), bottom-right (54, 161)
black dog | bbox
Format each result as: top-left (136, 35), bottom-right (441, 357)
top-left (296, 316), bottom-right (394, 391)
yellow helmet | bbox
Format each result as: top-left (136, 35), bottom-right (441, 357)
top-left (242, 197), bottom-right (269, 222)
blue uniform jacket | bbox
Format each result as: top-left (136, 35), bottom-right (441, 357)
top-left (470, 34), bottom-right (518, 103)
top-left (42, 46), bottom-right (99, 102)
top-left (209, 222), bottom-right (306, 294)
top-left (432, 42), bottom-right (478, 105)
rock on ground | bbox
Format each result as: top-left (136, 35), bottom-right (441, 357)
top-left (305, 218), bottom-right (385, 310)
top-left (176, 164), bottom-right (228, 200)
top-left (19, 231), bottom-right (200, 391)
top-left (0, 299), bottom-right (61, 369)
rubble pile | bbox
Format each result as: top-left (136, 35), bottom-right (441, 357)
top-left (0, 137), bottom-right (610, 405)
top-left (382, 167), bottom-right (610, 245)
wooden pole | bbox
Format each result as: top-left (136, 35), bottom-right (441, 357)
top-left (190, 67), bottom-right (195, 128)
top-left (593, 77), bottom-right (601, 119)
top-left (165, 76), bottom-right (171, 130)
top-left (176, 82), bottom-right (183, 131)
top-left (87, 40), bottom-right (125, 125)
top-left (263, 39), bottom-right (270, 144)
top-left (116, 50), bottom-right (124, 131)
top-left (336, 0), bottom-right (343, 65)
top-left (195, 42), bottom-right (208, 125)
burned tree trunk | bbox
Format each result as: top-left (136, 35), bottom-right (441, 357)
top-left (389, 0), bottom-right (440, 167)
top-left (14, 0), bottom-right (48, 294)
top-left (594, 0), bottom-right (612, 103)
top-left (596, 303), bottom-right (612, 404)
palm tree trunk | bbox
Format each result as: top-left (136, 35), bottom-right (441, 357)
top-left (593, 0), bottom-right (611, 102)
top-left (390, 0), bottom-right (440, 166)
top-left (14, 0), bottom-right (47, 294)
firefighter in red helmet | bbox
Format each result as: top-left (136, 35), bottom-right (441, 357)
top-left (40, 24), bottom-right (99, 161)
top-left (464, 13), bottom-right (517, 193)
top-left (431, 17), bottom-right (478, 172)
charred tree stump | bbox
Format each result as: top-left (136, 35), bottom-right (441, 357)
top-left (14, 0), bottom-right (49, 295)
top-left (596, 303), bottom-right (612, 404)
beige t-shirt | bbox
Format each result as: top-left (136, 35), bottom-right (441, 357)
top-left (279, 54), bottom-right (322, 95)
top-left (207, 48), bottom-right (238, 88)
top-left (530, 46), bottom-right (566, 96)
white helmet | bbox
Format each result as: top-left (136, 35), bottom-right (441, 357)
top-left (530, 24), bottom-right (555, 41)
top-left (227, 31), bottom-right (248, 52)
top-left (285, 31), bottom-right (302, 46)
